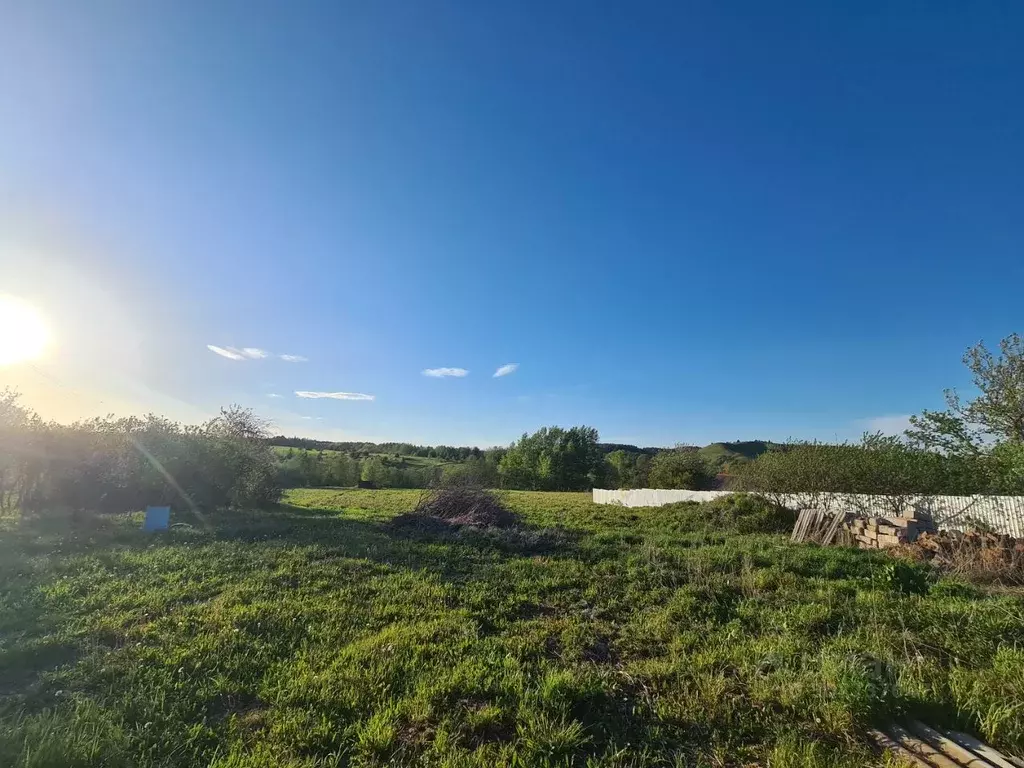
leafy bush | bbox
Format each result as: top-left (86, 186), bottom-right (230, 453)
top-left (1, 393), bottom-right (281, 519)
top-left (644, 494), bottom-right (794, 535)
top-left (735, 436), bottom-right (989, 513)
top-left (701, 493), bottom-right (797, 534)
top-left (647, 449), bottom-right (714, 490)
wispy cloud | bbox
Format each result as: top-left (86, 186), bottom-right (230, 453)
top-left (207, 344), bottom-right (308, 363)
top-left (861, 414), bottom-right (913, 436)
top-left (207, 344), bottom-right (246, 361)
top-left (266, 393), bottom-right (283, 398)
top-left (493, 363), bottom-right (519, 378)
top-left (207, 344), bottom-right (268, 360)
top-left (422, 367), bottom-right (469, 378)
top-left (295, 391), bottom-right (375, 401)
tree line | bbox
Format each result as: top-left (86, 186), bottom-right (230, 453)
top-left (269, 437), bottom-right (483, 462)
top-left (3, 333), bottom-right (1021, 512)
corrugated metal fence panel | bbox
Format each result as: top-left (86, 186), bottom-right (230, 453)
top-left (591, 489), bottom-right (1024, 536)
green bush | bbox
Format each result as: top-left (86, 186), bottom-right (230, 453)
top-left (1, 395), bottom-right (281, 519)
top-left (647, 449), bottom-right (714, 490)
top-left (701, 493), bottom-right (797, 534)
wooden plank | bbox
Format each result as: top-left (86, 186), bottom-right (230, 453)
top-left (790, 510), bottom-right (806, 542)
top-left (944, 730), bottom-right (1024, 768)
top-left (868, 729), bottom-right (934, 767)
top-left (888, 724), bottom-right (962, 768)
top-left (820, 509), bottom-right (848, 546)
top-left (792, 509), bottom-right (814, 543)
top-left (908, 721), bottom-right (999, 768)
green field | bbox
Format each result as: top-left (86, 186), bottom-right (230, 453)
top-left (1, 490), bottom-right (1023, 767)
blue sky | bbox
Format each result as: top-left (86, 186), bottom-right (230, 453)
top-left (1, 1), bottom-right (1022, 447)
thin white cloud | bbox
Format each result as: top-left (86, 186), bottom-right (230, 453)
top-left (422, 367), bottom-right (469, 378)
top-left (207, 344), bottom-right (246, 361)
top-left (266, 393), bottom-right (283, 398)
top-left (280, 354), bottom-right (308, 363)
top-left (493, 363), bottom-right (519, 378)
top-left (861, 414), bottom-right (913, 436)
top-left (295, 390), bottom-right (375, 401)
top-left (207, 344), bottom-right (269, 361)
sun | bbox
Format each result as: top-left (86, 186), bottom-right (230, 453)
top-left (0, 295), bottom-right (51, 365)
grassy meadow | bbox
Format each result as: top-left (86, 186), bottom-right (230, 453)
top-left (1, 489), bottom-right (1023, 767)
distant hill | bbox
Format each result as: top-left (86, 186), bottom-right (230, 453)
top-left (697, 441), bottom-right (779, 470)
top-left (597, 443), bottom-right (663, 456)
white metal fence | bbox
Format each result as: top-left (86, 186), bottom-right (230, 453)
top-left (592, 488), bottom-right (1024, 537)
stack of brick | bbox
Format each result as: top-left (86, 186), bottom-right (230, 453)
top-left (844, 509), bottom-right (937, 549)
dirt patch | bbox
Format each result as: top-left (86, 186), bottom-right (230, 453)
top-left (582, 636), bottom-right (617, 665)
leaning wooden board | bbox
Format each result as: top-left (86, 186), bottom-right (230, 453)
top-left (870, 721), bottom-right (1024, 768)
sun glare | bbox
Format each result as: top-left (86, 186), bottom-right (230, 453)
top-left (0, 295), bottom-right (50, 365)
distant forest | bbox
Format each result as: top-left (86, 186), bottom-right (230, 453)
top-left (268, 433), bottom-right (781, 491)
top-left (268, 435), bottom-right (776, 466)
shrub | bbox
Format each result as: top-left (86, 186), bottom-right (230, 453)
top-left (2, 399), bottom-right (281, 519)
top-left (647, 449), bottom-right (714, 490)
top-left (701, 493), bottom-right (796, 534)
top-left (735, 437), bottom-right (990, 513)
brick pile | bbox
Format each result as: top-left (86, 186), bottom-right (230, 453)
top-left (845, 510), bottom-right (937, 549)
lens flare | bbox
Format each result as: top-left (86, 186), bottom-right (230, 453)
top-left (0, 295), bottom-right (51, 365)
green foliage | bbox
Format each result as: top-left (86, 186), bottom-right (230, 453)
top-left (647, 448), bottom-right (715, 490)
top-left (2, 488), bottom-right (1023, 766)
top-left (275, 449), bottom-right (448, 490)
top-left (441, 453), bottom-right (501, 488)
top-left (988, 441), bottom-right (1024, 494)
top-left (736, 436), bottom-right (987, 511)
top-left (907, 333), bottom-right (1024, 453)
top-left (700, 493), bottom-right (797, 534)
top-left (498, 426), bottom-right (604, 491)
top-left (0, 394), bottom-right (280, 518)
top-left (603, 449), bottom-right (652, 489)
top-left (697, 440), bottom-right (777, 472)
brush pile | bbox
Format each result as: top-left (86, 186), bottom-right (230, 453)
top-left (393, 486), bottom-right (517, 530)
top-left (898, 529), bottom-right (1024, 585)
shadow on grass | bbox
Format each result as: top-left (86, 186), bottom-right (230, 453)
top-left (209, 503), bottom-right (584, 572)
top-left (1, 501), bottom-right (583, 580)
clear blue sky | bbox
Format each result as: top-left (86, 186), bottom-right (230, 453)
top-left (1, 1), bottom-right (1022, 447)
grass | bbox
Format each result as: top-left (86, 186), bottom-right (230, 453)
top-left (1, 490), bottom-right (1023, 767)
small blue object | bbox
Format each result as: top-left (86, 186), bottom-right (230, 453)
top-left (143, 506), bottom-right (170, 531)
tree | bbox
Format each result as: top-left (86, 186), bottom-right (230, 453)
top-left (327, 453), bottom-right (360, 487)
top-left (647, 449), bottom-right (714, 490)
top-left (361, 456), bottom-right (389, 487)
top-left (605, 450), bottom-right (653, 489)
top-left (0, 389), bottom-right (43, 514)
top-left (498, 426), bottom-right (603, 491)
top-left (906, 333), bottom-right (1024, 454)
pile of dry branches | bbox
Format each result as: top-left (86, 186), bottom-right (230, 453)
top-left (901, 530), bottom-right (1024, 585)
top-left (394, 486), bottom-right (517, 530)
